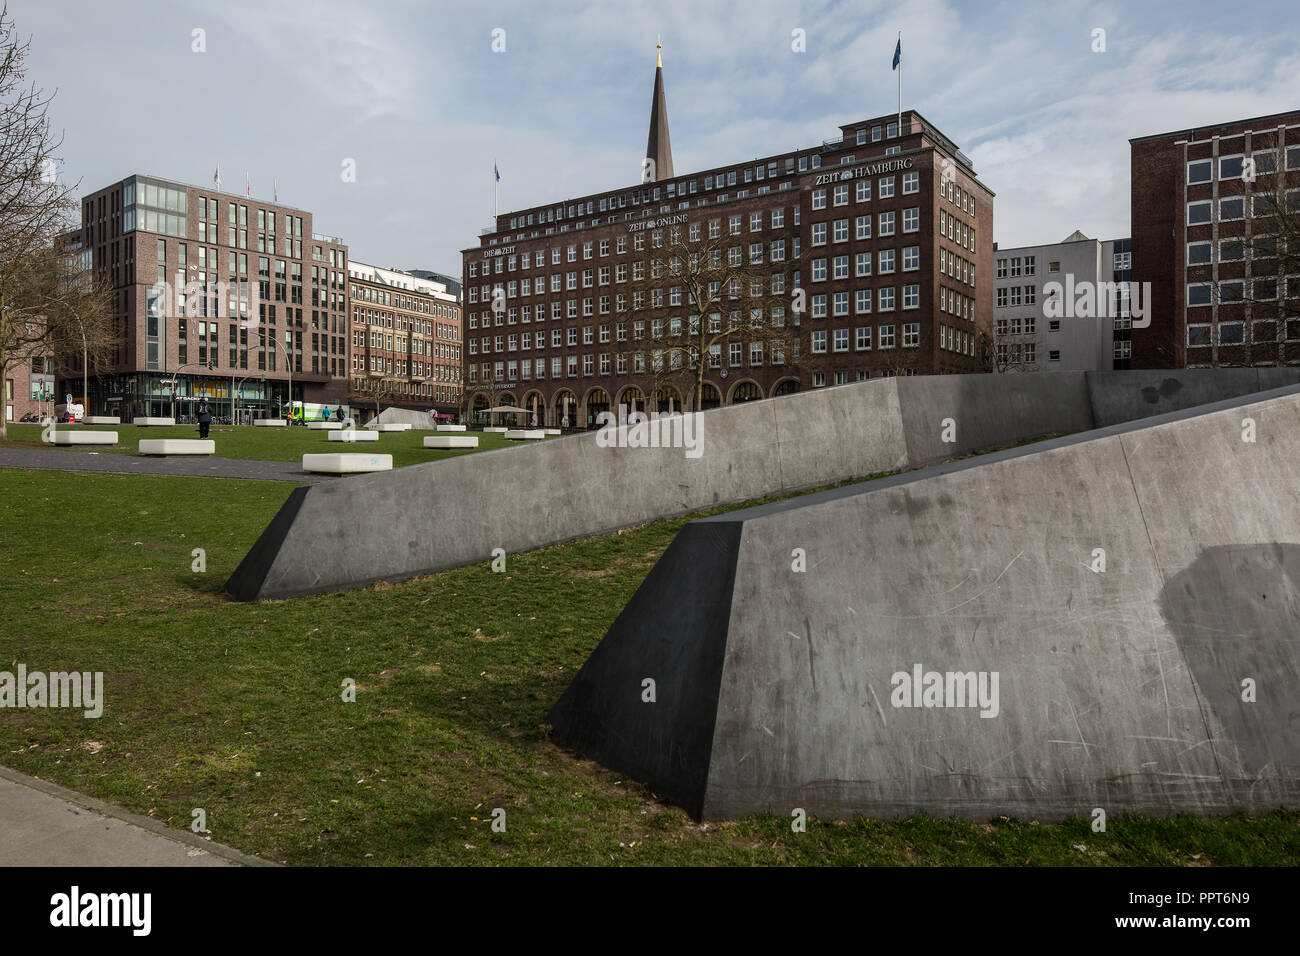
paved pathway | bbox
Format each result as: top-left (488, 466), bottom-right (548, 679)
top-left (0, 447), bottom-right (333, 482)
top-left (0, 765), bottom-right (271, 867)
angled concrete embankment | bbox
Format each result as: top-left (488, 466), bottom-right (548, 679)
top-left (226, 369), bottom-right (1300, 601)
top-left (550, 385), bottom-right (1300, 821)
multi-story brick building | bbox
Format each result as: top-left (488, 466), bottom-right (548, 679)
top-left (69, 174), bottom-right (349, 420)
top-left (346, 262), bottom-right (463, 419)
top-left (992, 231), bottom-right (1131, 372)
top-left (4, 354), bottom-right (54, 423)
top-left (461, 55), bottom-right (993, 427)
top-left (1130, 110), bottom-right (1300, 368)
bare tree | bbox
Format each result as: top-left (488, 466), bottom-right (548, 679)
top-left (620, 218), bottom-right (805, 412)
top-left (0, 5), bottom-right (114, 438)
top-left (347, 372), bottom-right (397, 424)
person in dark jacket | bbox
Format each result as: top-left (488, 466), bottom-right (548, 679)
top-left (196, 398), bottom-right (212, 438)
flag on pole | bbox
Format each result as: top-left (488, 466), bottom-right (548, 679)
top-left (245, 172), bottom-right (251, 198)
top-left (494, 162), bottom-right (501, 183)
top-left (892, 37), bottom-right (901, 69)
top-left (214, 164), bottom-right (222, 190)
top-left (273, 177), bottom-right (278, 203)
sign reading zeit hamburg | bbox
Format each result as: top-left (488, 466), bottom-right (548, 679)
top-left (812, 157), bottom-right (913, 185)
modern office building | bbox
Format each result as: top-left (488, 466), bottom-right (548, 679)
top-left (68, 174), bottom-right (350, 419)
top-left (992, 231), bottom-right (1131, 372)
top-left (461, 50), bottom-right (994, 427)
top-left (406, 269), bottom-right (462, 300)
top-left (346, 262), bottom-right (463, 419)
top-left (1130, 110), bottom-right (1300, 368)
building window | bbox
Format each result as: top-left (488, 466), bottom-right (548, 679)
top-left (1187, 159), bottom-right (1212, 184)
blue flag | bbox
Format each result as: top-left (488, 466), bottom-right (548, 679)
top-left (494, 162), bottom-right (500, 182)
top-left (892, 38), bottom-right (901, 70)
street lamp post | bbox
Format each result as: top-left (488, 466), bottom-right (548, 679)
top-left (271, 332), bottom-right (294, 423)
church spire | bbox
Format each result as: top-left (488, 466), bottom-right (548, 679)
top-left (645, 37), bottom-right (673, 182)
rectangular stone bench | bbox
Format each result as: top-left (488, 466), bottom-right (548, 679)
top-left (302, 453), bottom-right (392, 474)
top-left (504, 429), bottom-right (546, 440)
top-left (424, 435), bottom-right (479, 449)
top-left (50, 430), bottom-right (118, 445)
top-left (436, 424), bottom-right (467, 432)
top-left (543, 428), bottom-right (562, 435)
top-left (253, 419), bottom-right (287, 427)
top-left (327, 430), bottom-right (379, 442)
top-left (139, 439), bottom-right (215, 456)
top-left (83, 416), bottom-right (121, 425)
top-left (133, 417), bottom-right (175, 427)
top-left (368, 423), bottom-right (411, 432)
top-left (482, 426), bottom-right (509, 433)
top-left (308, 421), bottom-right (342, 430)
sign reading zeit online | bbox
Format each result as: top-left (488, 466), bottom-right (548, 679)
top-left (813, 157), bottom-right (913, 185)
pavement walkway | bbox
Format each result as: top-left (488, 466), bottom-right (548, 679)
top-left (0, 447), bottom-right (332, 482)
top-left (0, 764), bottom-right (271, 866)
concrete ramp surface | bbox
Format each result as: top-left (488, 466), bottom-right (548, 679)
top-left (549, 386), bottom-right (1300, 820)
top-left (226, 370), bottom-right (1300, 601)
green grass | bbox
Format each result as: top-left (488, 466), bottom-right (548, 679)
top-left (0, 422), bottom-right (534, 468)
top-left (0, 468), bottom-right (1296, 866)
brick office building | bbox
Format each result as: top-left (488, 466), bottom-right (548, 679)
top-left (346, 261), bottom-right (463, 420)
top-left (69, 174), bottom-right (350, 420)
top-left (1130, 110), bottom-right (1300, 368)
top-left (461, 53), bottom-right (993, 427)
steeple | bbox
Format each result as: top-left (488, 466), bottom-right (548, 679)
top-left (645, 37), bottom-right (673, 182)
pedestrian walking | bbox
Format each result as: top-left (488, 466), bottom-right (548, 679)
top-left (196, 398), bottom-right (212, 439)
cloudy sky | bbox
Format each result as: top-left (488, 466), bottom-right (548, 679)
top-left (12, 0), bottom-right (1300, 276)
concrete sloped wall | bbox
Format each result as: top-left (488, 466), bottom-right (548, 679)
top-left (227, 369), bottom-right (1300, 601)
top-left (367, 406), bottom-right (438, 428)
top-left (551, 385), bottom-right (1300, 820)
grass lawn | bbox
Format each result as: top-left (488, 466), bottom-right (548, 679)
top-left (0, 468), bottom-right (1296, 866)
top-left (0, 422), bottom-right (535, 468)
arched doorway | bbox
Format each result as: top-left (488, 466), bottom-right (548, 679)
top-left (772, 378), bottom-right (800, 398)
top-left (729, 380), bottom-right (763, 404)
top-left (496, 392), bottom-right (518, 427)
top-left (697, 382), bottom-right (721, 411)
top-left (653, 386), bottom-right (681, 415)
top-left (617, 386), bottom-right (645, 419)
top-left (553, 389), bottom-right (577, 429)
top-left (521, 390), bottom-right (545, 428)
top-left (584, 387), bottom-right (611, 428)
top-left (471, 393), bottom-right (490, 424)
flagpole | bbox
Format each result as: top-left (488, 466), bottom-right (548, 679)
top-left (494, 162), bottom-right (499, 221)
top-left (897, 31), bottom-right (902, 135)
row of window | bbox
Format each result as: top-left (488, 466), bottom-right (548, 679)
top-left (349, 375), bottom-right (459, 401)
top-left (1187, 146), bottom-right (1300, 185)
top-left (995, 286), bottom-right (1038, 308)
top-left (1186, 237), bottom-right (1284, 265)
top-left (350, 280), bottom-right (457, 317)
top-left (1187, 191), bottom-right (1300, 225)
top-left (811, 173), bottom-right (920, 209)
top-left (1187, 319), bottom-right (1300, 347)
top-left (811, 210), bottom-right (921, 244)
top-left (1187, 276), bottom-right (1299, 305)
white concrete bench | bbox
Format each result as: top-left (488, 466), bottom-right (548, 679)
top-left (139, 439), bottom-right (215, 456)
top-left (133, 417), bottom-right (175, 427)
top-left (482, 426), bottom-right (509, 433)
top-left (543, 428), bottom-right (562, 435)
top-left (367, 423), bottom-right (411, 432)
top-left (50, 430), bottom-right (118, 445)
top-left (83, 416), bottom-right (121, 425)
top-left (504, 429), bottom-right (546, 440)
top-left (436, 424), bottom-right (467, 432)
top-left (308, 421), bottom-right (342, 430)
top-left (302, 453), bottom-right (392, 474)
top-left (327, 430), bottom-right (379, 443)
top-left (424, 435), bottom-right (479, 449)
top-left (253, 419), bottom-right (287, 427)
